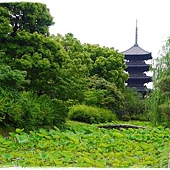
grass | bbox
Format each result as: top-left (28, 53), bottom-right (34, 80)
top-left (66, 119), bottom-right (90, 126)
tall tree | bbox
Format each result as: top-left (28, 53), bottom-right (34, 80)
top-left (81, 44), bottom-right (128, 114)
top-left (0, 3), bottom-right (68, 98)
top-left (0, 3), bottom-right (69, 129)
top-left (83, 44), bottom-right (128, 90)
top-left (149, 38), bottom-right (170, 127)
top-left (0, 31), bottom-right (69, 97)
top-left (53, 33), bottom-right (93, 101)
top-left (0, 2), bottom-right (54, 37)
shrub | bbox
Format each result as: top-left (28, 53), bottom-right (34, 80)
top-left (84, 76), bottom-right (125, 115)
top-left (121, 114), bottom-right (131, 121)
top-left (0, 89), bottom-right (68, 130)
top-left (159, 102), bottom-right (170, 127)
top-left (120, 87), bottom-right (148, 120)
top-left (68, 104), bottom-right (117, 124)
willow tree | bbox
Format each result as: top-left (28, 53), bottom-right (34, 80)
top-left (149, 38), bottom-right (170, 127)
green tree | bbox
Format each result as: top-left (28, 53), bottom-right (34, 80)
top-left (0, 3), bottom-right (66, 97)
top-left (0, 2), bottom-right (54, 36)
top-left (0, 3), bottom-right (69, 130)
top-left (81, 43), bottom-right (128, 115)
top-left (0, 30), bottom-right (68, 97)
top-left (149, 38), bottom-right (170, 127)
top-left (122, 87), bottom-right (148, 121)
top-left (84, 75), bottom-right (125, 115)
top-left (0, 6), bottom-right (12, 38)
top-left (53, 33), bottom-right (93, 101)
top-left (83, 44), bottom-right (128, 90)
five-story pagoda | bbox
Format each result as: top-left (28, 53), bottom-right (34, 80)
top-left (122, 21), bottom-right (152, 95)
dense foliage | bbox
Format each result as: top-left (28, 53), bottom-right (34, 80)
top-left (148, 38), bottom-right (170, 127)
top-left (122, 88), bottom-right (148, 121)
top-left (68, 104), bottom-right (117, 124)
top-left (83, 43), bottom-right (128, 90)
top-left (0, 124), bottom-right (169, 167)
top-left (0, 90), bottom-right (67, 130)
top-left (0, 2), bottom-right (68, 129)
top-left (0, 2), bottom-right (54, 36)
top-left (0, 2), bottom-right (129, 130)
top-left (0, 2), bottom-right (170, 168)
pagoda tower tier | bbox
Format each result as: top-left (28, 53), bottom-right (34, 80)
top-left (127, 77), bottom-right (152, 86)
top-left (126, 65), bottom-right (150, 74)
top-left (122, 20), bottom-right (152, 94)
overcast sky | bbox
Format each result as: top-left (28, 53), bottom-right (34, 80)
top-left (3, 0), bottom-right (170, 58)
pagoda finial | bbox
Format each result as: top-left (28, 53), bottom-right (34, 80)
top-left (135, 20), bottom-right (138, 46)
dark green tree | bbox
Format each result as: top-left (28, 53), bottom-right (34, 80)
top-left (0, 30), bottom-right (68, 97)
top-left (0, 6), bottom-right (12, 38)
top-left (84, 75), bottom-right (125, 115)
top-left (0, 2), bottom-right (54, 37)
top-left (83, 43), bottom-right (128, 90)
top-left (53, 33), bottom-right (93, 102)
top-left (0, 3), bottom-right (69, 130)
top-left (81, 43), bottom-right (128, 115)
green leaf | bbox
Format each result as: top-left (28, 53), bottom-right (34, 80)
top-left (40, 152), bottom-right (48, 159)
top-left (2, 153), bottom-right (13, 160)
top-left (16, 128), bottom-right (24, 134)
top-left (113, 132), bottom-right (124, 138)
top-left (17, 134), bottom-right (29, 143)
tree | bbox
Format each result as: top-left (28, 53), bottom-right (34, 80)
top-left (83, 44), bottom-right (128, 90)
top-left (0, 4), bottom-right (91, 102)
top-left (122, 87), bottom-right (147, 121)
top-left (0, 30), bottom-right (69, 97)
top-left (53, 33), bottom-right (93, 101)
top-left (0, 6), bottom-right (12, 38)
top-left (148, 38), bottom-right (170, 127)
top-left (0, 2), bottom-right (54, 37)
top-left (0, 3), bottom-right (69, 130)
top-left (84, 75), bottom-right (125, 115)
top-left (0, 3), bottom-right (74, 99)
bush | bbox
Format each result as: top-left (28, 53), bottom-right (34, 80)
top-left (68, 104), bottom-right (117, 124)
top-left (121, 114), bottom-right (131, 121)
top-left (0, 89), bottom-right (68, 130)
top-left (159, 102), bottom-right (170, 127)
top-left (84, 76), bottom-right (125, 115)
top-left (120, 87), bottom-right (148, 120)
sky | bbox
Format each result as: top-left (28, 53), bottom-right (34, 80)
top-left (2, 0), bottom-right (170, 59)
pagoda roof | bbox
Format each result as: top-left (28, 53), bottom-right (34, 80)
top-left (122, 44), bottom-right (151, 55)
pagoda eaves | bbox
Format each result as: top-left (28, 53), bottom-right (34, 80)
top-left (122, 20), bottom-right (152, 95)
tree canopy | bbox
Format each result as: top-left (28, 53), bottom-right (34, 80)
top-left (0, 2), bottom-right (131, 129)
top-left (0, 2), bottom-right (54, 36)
top-left (148, 38), bottom-right (170, 127)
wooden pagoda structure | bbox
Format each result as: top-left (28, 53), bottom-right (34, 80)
top-left (122, 21), bottom-right (152, 95)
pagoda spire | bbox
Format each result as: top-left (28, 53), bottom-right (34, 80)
top-left (135, 20), bottom-right (138, 46)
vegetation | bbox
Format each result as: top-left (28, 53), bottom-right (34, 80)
top-left (0, 2), bottom-right (69, 130)
top-left (68, 104), bottom-right (117, 124)
top-left (148, 38), bottom-right (170, 127)
top-left (0, 2), bottom-right (130, 130)
top-left (0, 124), bottom-right (169, 168)
top-left (0, 1), bottom-right (170, 168)
top-left (121, 88), bottom-right (148, 121)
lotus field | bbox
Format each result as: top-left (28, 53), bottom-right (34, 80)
top-left (0, 122), bottom-right (170, 168)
